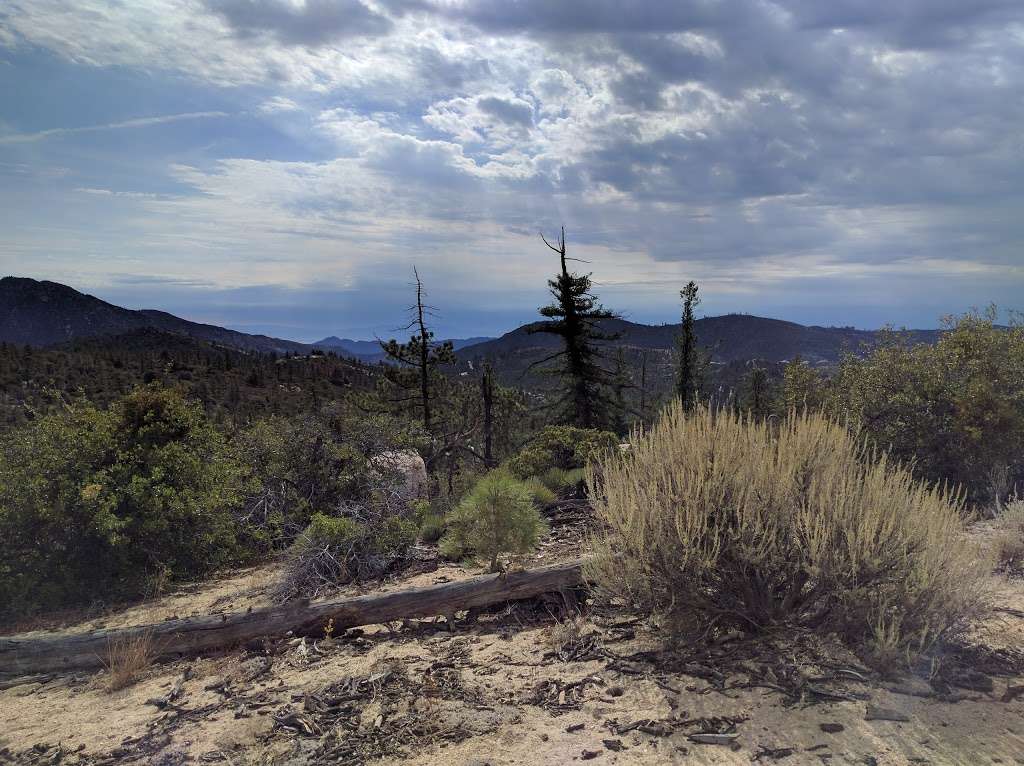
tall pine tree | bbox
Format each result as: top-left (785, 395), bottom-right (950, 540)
top-left (529, 227), bottom-right (619, 430)
top-left (676, 280), bottom-right (705, 409)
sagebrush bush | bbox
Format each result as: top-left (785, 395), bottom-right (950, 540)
top-left (506, 425), bottom-right (618, 480)
top-left (996, 501), bottom-right (1024, 573)
top-left (276, 511), bottom-right (416, 601)
top-left (440, 472), bottom-right (548, 571)
top-left (586, 402), bottom-right (990, 667)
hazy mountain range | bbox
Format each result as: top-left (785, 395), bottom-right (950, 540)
top-left (312, 335), bottom-right (495, 362)
top-left (1, 277), bottom-right (940, 378)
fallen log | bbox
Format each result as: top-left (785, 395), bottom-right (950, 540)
top-left (0, 559), bottom-right (584, 678)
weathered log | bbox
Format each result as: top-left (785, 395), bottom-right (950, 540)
top-left (0, 559), bottom-right (584, 678)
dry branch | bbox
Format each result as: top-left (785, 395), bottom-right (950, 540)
top-left (0, 559), bottom-right (584, 678)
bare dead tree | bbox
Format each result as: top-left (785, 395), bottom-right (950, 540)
top-left (379, 268), bottom-right (454, 433)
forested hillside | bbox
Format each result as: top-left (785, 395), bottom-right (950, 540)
top-left (0, 277), bottom-right (308, 354)
top-left (0, 328), bottom-right (378, 431)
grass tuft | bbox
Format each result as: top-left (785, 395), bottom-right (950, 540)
top-left (103, 631), bottom-right (156, 692)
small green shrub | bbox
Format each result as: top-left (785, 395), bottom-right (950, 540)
top-left (418, 514), bottom-right (448, 543)
top-left (506, 426), bottom-right (618, 480)
top-left (305, 513), bottom-right (364, 548)
top-left (440, 472), bottom-right (548, 571)
top-left (586, 402), bottom-right (990, 668)
top-left (276, 511), bottom-right (417, 601)
top-left (538, 466), bottom-right (585, 497)
top-left (523, 477), bottom-right (557, 508)
top-left (374, 515), bottom-right (418, 556)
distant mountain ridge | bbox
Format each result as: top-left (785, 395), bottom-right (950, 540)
top-left (313, 335), bottom-right (495, 360)
top-left (453, 315), bottom-right (942, 387)
top-left (1, 277), bottom-right (942, 380)
top-left (0, 277), bottom-right (308, 354)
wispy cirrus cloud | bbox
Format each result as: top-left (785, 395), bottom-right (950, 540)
top-left (0, 111), bottom-right (230, 144)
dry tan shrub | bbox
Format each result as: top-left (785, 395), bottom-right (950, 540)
top-left (102, 630), bottom-right (156, 691)
top-left (546, 614), bottom-right (585, 655)
top-left (995, 501), bottom-right (1024, 573)
top-left (585, 402), bottom-right (991, 667)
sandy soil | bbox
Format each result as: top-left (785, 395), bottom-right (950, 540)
top-left (3, 517), bottom-right (1024, 766)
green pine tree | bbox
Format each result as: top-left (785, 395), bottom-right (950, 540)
top-left (529, 227), bottom-right (620, 430)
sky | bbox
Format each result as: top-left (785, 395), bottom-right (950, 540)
top-left (1, 1), bottom-right (1022, 342)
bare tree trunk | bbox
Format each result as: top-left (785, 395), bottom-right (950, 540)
top-left (414, 267), bottom-right (432, 432)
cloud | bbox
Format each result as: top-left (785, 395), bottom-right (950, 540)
top-left (435, 0), bottom-right (753, 34)
top-left (204, 0), bottom-right (397, 45)
top-left (257, 95), bottom-right (302, 113)
top-left (1, 0), bottom-right (1023, 333)
top-left (476, 96), bottom-right (533, 128)
top-left (0, 111), bottom-right (230, 144)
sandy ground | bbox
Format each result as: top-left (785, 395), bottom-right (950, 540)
top-left (3, 518), bottom-right (1024, 766)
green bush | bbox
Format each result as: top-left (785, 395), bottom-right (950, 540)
top-left (234, 416), bottom-right (358, 551)
top-left (586, 402), bottom-right (990, 668)
top-left (276, 511), bottom-right (417, 601)
top-left (506, 425), bottom-right (618, 480)
top-left (235, 411), bottom-right (424, 551)
top-left (0, 385), bottom-right (251, 617)
top-left (440, 472), bottom-right (548, 571)
top-left (538, 466), bottom-right (585, 497)
top-left (523, 477), bottom-right (557, 507)
top-left (418, 514), bottom-right (448, 543)
top-left (828, 308), bottom-right (1024, 504)
top-left (304, 513), bottom-right (365, 550)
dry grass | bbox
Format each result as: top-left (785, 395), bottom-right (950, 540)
top-left (545, 614), bottom-right (586, 655)
top-left (996, 501), bottom-right (1024, 573)
top-left (586, 402), bottom-right (992, 668)
top-left (102, 631), bottom-right (156, 692)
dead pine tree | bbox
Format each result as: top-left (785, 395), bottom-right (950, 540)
top-left (380, 267), bottom-right (455, 433)
top-left (529, 227), bottom-right (621, 430)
